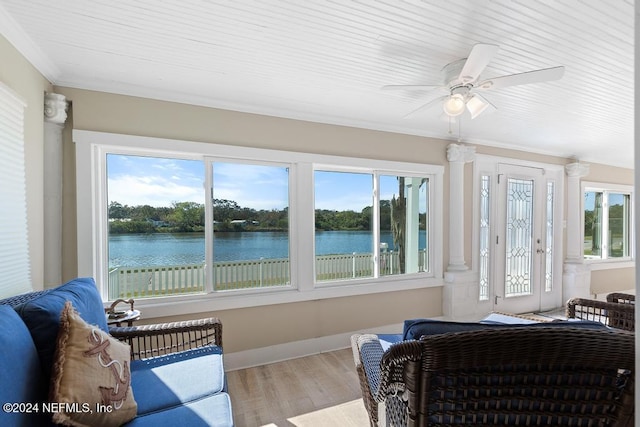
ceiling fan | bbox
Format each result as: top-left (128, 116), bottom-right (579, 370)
top-left (383, 43), bottom-right (565, 120)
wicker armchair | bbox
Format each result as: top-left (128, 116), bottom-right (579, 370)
top-left (566, 296), bottom-right (635, 331)
top-left (352, 327), bottom-right (634, 427)
top-left (607, 292), bottom-right (635, 305)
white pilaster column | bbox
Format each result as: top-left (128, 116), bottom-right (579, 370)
top-left (565, 162), bottom-right (590, 261)
top-left (43, 93), bottom-right (68, 286)
top-left (442, 144), bottom-right (478, 321)
top-left (446, 143), bottom-right (475, 271)
top-left (563, 162), bottom-right (591, 301)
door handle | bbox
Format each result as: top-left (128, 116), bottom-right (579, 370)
top-left (536, 248), bottom-right (545, 254)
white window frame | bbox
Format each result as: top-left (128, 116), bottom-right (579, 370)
top-left (582, 181), bottom-right (635, 269)
top-left (311, 166), bottom-right (435, 285)
top-left (204, 156), bottom-right (296, 293)
top-left (75, 130), bottom-right (444, 317)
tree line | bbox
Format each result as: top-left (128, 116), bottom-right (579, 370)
top-left (108, 199), bottom-right (425, 234)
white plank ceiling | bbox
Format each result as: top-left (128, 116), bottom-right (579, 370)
top-left (0, 0), bottom-right (634, 168)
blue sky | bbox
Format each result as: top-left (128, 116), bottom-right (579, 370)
top-left (107, 154), bottom-right (425, 211)
top-left (584, 191), bottom-right (625, 211)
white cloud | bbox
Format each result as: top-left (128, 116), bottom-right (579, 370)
top-left (108, 175), bottom-right (203, 207)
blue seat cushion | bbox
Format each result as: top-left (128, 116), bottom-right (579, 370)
top-left (377, 333), bottom-right (403, 351)
top-left (14, 277), bottom-right (109, 380)
top-left (403, 318), bottom-right (608, 341)
top-left (123, 392), bottom-right (233, 427)
top-left (0, 305), bottom-right (51, 426)
top-left (130, 346), bottom-right (226, 416)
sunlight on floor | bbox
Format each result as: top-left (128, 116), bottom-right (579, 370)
top-left (284, 399), bottom-right (369, 427)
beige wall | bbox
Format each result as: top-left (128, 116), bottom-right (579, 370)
top-left (591, 268), bottom-right (635, 297)
top-left (0, 35), bottom-right (52, 289)
top-left (153, 287), bottom-right (442, 353)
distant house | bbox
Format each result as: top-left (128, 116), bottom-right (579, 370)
top-left (147, 219), bottom-right (169, 227)
top-left (230, 220), bottom-right (259, 228)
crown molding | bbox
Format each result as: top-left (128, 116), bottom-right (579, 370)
top-left (0, 3), bottom-right (60, 83)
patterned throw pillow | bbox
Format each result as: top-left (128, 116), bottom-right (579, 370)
top-left (49, 302), bottom-right (137, 427)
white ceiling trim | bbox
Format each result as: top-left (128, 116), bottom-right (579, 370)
top-left (0, 2), bottom-right (59, 82)
top-left (59, 75), bottom-right (591, 165)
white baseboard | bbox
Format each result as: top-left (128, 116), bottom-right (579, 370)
top-left (224, 322), bottom-right (404, 371)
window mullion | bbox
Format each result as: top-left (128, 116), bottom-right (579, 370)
top-left (372, 173), bottom-right (381, 278)
top-left (602, 192), bottom-right (610, 260)
top-left (204, 158), bottom-right (214, 293)
top-left (294, 163), bottom-right (315, 291)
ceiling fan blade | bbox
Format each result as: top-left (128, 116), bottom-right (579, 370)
top-left (403, 95), bottom-right (447, 118)
top-left (466, 94), bottom-right (496, 119)
top-left (458, 43), bottom-right (499, 84)
top-left (476, 66), bottom-right (565, 91)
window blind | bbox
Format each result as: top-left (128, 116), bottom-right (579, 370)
top-left (0, 82), bottom-right (31, 298)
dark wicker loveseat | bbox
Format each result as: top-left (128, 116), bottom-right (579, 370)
top-left (352, 326), bottom-right (634, 427)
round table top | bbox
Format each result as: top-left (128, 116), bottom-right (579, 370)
top-left (106, 309), bottom-right (141, 325)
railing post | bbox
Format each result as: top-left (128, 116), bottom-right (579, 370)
top-left (352, 252), bottom-right (356, 278)
top-left (259, 257), bottom-right (264, 287)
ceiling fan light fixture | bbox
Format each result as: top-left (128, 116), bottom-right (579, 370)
top-left (466, 95), bottom-right (489, 119)
top-left (443, 93), bottom-right (466, 116)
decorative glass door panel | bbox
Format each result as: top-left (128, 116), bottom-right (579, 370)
top-left (505, 178), bottom-right (534, 297)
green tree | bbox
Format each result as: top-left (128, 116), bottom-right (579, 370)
top-left (213, 199), bottom-right (241, 222)
top-left (108, 201), bottom-right (129, 219)
top-left (108, 220), bottom-right (155, 234)
top-left (379, 200), bottom-right (391, 230)
top-left (170, 201), bottom-right (204, 231)
top-left (130, 204), bottom-right (158, 221)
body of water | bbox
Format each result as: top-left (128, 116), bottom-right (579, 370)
top-left (108, 230), bottom-right (427, 267)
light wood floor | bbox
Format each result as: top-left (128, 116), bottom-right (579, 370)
top-left (226, 348), bottom-right (370, 427)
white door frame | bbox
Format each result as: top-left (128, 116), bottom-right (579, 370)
top-left (473, 155), bottom-right (565, 314)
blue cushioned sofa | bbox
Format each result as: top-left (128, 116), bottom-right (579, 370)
top-left (0, 278), bottom-right (234, 426)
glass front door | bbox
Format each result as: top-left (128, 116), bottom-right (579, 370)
top-left (493, 164), bottom-right (556, 314)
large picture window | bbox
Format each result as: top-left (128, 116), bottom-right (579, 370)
top-left (313, 171), bottom-right (430, 283)
top-left (106, 154), bottom-right (205, 299)
top-left (211, 162), bottom-right (290, 290)
top-left (314, 171), bottom-right (373, 281)
top-left (75, 130), bottom-right (444, 310)
top-left (583, 184), bottom-right (633, 261)
top-left (378, 175), bottom-right (429, 276)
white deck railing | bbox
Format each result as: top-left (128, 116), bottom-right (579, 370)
top-left (108, 250), bottom-right (427, 299)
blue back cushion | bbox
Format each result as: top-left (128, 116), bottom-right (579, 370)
top-left (403, 318), bottom-right (608, 340)
top-left (14, 277), bottom-right (108, 380)
top-left (0, 305), bottom-right (50, 426)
